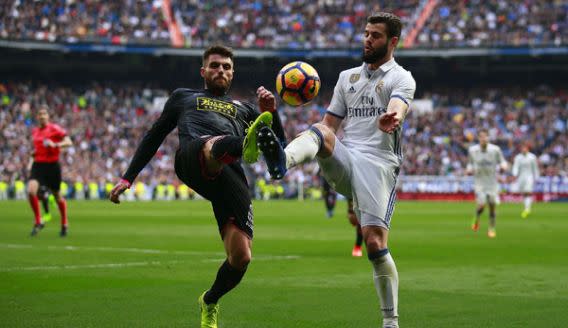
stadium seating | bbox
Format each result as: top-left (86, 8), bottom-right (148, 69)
top-left (3, 0), bottom-right (564, 48)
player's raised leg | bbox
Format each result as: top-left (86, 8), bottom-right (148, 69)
top-left (258, 122), bottom-right (335, 179)
top-left (242, 111), bottom-right (273, 164)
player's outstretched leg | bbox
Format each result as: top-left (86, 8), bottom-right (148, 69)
top-left (242, 112), bottom-right (273, 164)
top-left (257, 126), bottom-right (287, 179)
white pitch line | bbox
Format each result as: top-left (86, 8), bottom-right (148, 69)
top-left (0, 260), bottom-right (186, 272)
top-left (0, 243), bottom-right (302, 270)
top-left (1, 243), bottom-right (224, 256)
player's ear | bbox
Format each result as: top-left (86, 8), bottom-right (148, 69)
top-left (200, 67), bottom-right (205, 78)
top-left (390, 36), bottom-right (399, 48)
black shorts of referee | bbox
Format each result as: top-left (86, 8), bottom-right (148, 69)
top-left (31, 162), bottom-right (62, 192)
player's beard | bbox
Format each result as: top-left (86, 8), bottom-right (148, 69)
top-left (362, 42), bottom-right (389, 64)
top-left (206, 77), bottom-right (231, 95)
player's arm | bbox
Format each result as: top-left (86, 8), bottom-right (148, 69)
top-left (321, 113), bottom-right (343, 134)
top-left (378, 73), bottom-right (416, 134)
top-left (497, 148), bottom-right (508, 172)
top-left (323, 71), bottom-right (347, 134)
top-left (347, 199), bottom-right (358, 226)
top-left (532, 156), bottom-right (540, 180)
top-left (465, 149), bottom-right (474, 175)
top-left (511, 155), bottom-right (520, 178)
top-left (110, 90), bottom-right (181, 204)
top-left (55, 136), bottom-right (72, 149)
top-left (256, 86), bottom-right (286, 145)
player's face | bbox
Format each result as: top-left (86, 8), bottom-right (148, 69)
top-left (362, 23), bottom-right (397, 64)
top-left (478, 132), bottom-right (489, 147)
top-left (201, 54), bottom-right (234, 95)
top-left (37, 109), bottom-right (49, 126)
top-left (521, 145), bottom-right (529, 153)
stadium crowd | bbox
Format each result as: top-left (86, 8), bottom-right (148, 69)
top-left (2, 0), bottom-right (566, 48)
top-left (416, 0), bottom-right (568, 48)
top-left (1, 81), bottom-right (566, 200)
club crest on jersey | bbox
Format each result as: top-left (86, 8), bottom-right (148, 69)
top-left (197, 97), bottom-right (237, 118)
top-left (375, 81), bottom-right (385, 94)
top-left (349, 73), bottom-right (360, 84)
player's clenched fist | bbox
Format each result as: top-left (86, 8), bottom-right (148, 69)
top-left (257, 86), bottom-right (276, 112)
top-left (109, 179), bottom-right (130, 204)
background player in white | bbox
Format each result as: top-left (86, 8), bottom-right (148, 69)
top-left (466, 129), bottom-right (508, 238)
top-left (512, 142), bottom-right (540, 218)
top-left (252, 12), bottom-right (415, 328)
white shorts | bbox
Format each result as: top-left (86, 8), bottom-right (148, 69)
top-left (475, 190), bottom-right (500, 206)
top-left (515, 178), bottom-right (534, 193)
top-left (317, 138), bottom-right (399, 229)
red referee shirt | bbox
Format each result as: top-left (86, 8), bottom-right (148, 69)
top-left (32, 123), bottom-right (67, 163)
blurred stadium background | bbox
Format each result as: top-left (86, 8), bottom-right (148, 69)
top-left (1, 0), bottom-right (566, 201)
top-left (1, 1), bottom-right (567, 327)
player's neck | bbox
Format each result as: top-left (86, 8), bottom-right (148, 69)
top-left (368, 54), bottom-right (393, 71)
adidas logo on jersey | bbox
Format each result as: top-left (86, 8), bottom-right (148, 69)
top-left (348, 86), bottom-right (356, 93)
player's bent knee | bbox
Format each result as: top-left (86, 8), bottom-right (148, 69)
top-left (311, 123), bottom-right (335, 157)
top-left (229, 252), bottom-right (251, 270)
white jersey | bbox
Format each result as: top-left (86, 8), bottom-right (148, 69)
top-left (467, 143), bottom-right (507, 192)
top-left (327, 58), bottom-right (416, 165)
top-left (512, 152), bottom-right (539, 180)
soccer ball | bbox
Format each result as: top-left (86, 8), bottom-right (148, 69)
top-left (275, 61), bottom-right (321, 106)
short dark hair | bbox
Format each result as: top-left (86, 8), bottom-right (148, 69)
top-left (478, 128), bottom-right (489, 135)
top-left (202, 45), bottom-right (234, 65)
top-left (367, 12), bottom-right (402, 39)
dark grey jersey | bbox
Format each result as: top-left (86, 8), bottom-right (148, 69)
top-left (122, 88), bottom-right (258, 182)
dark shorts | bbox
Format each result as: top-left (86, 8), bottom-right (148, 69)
top-left (31, 162), bottom-right (62, 191)
top-left (174, 137), bottom-right (254, 239)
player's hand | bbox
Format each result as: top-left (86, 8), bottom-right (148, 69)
top-left (378, 112), bottom-right (400, 134)
top-left (109, 179), bottom-right (130, 204)
top-left (347, 212), bottom-right (358, 227)
top-left (257, 86), bottom-right (276, 112)
top-left (44, 139), bottom-right (57, 148)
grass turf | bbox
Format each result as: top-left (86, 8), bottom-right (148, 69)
top-left (1, 200), bottom-right (567, 327)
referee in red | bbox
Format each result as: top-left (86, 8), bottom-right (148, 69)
top-left (28, 106), bottom-right (72, 237)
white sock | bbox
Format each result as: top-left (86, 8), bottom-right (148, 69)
top-left (524, 196), bottom-right (532, 211)
top-left (370, 251), bottom-right (399, 327)
top-left (284, 130), bottom-right (321, 169)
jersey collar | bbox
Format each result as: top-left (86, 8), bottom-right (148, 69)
top-left (361, 58), bottom-right (397, 78)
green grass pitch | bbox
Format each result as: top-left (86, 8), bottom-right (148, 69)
top-left (1, 200), bottom-right (567, 327)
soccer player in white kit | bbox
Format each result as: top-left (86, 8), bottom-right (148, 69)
top-left (466, 129), bottom-right (508, 238)
top-left (512, 143), bottom-right (539, 218)
top-left (254, 12), bottom-right (415, 328)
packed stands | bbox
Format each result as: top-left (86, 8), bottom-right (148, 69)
top-left (6, 0), bottom-right (565, 48)
top-left (415, 0), bottom-right (568, 48)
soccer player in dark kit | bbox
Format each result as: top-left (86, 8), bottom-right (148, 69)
top-left (109, 45), bottom-right (285, 328)
top-left (28, 106), bottom-right (73, 237)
